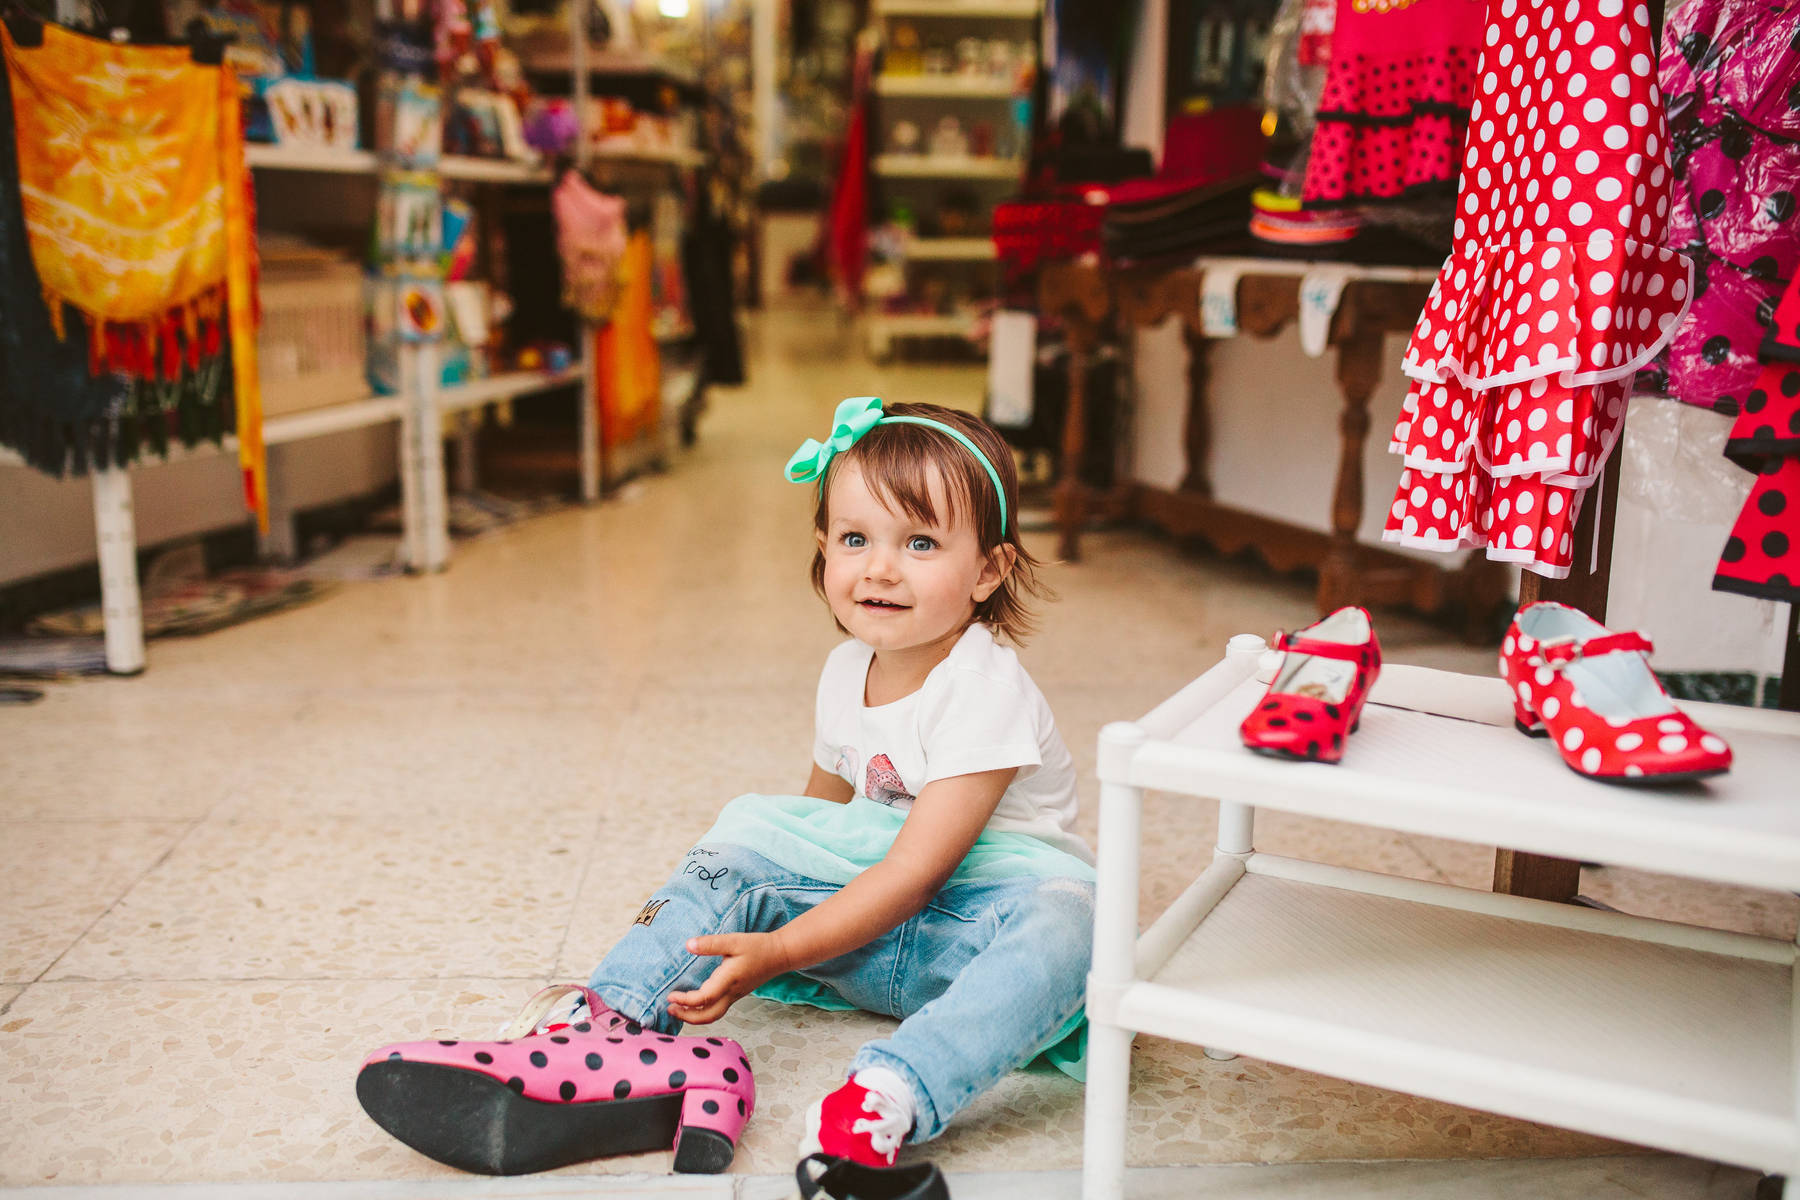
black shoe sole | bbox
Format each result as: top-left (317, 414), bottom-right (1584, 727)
top-left (356, 1060), bottom-right (735, 1175)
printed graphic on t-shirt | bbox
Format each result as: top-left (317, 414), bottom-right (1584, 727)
top-left (864, 753), bottom-right (915, 807)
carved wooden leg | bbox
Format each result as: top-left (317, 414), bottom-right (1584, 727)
top-left (1319, 328), bottom-right (1383, 616)
top-left (1056, 324), bottom-right (1095, 562)
top-left (1180, 327), bottom-right (1214, 498)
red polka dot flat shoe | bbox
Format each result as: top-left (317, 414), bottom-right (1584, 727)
top-left (1500, 603), bottom-right (1733, 786)
top-left (356, 984), bottom-right (755, 1175)
top-left (1239, 606), bottom-right (1382, 764)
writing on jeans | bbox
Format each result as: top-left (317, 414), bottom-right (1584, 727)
top-left (683, 860), bottom-right (730, 889)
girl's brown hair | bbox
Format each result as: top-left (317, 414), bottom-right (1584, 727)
top-left (809, 401), bottom-right (1049, 643)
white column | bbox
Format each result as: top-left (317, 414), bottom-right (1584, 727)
top-left (752, 0), bottom-right (778, 180)
top-left (1083, 721), bottom-right (1147, 1200)
top-left (415, 341), bottom-right (451, 571)
top-left (91, 467), bottom-right (146, 675)
top-left (257, 442), bottom-right (300, 563)
top-left (572, 0), bottom-right (601, 505)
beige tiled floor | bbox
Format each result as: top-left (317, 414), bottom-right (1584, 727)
top-left (2, 309), bottom-right (1791, 1189)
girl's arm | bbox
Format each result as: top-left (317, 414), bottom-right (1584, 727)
top-left (668, 766), bottom-right (1016, 1024)
top-left (803, 763), bottom-right (855, 804)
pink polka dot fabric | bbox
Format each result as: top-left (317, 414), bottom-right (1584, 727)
top-left (1381, 0), bottom-right (1695, 578)
top-left (1300, 0), bottom-right (1486, 208)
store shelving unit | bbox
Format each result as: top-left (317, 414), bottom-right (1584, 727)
top-left (865, 0), bottom-right (1038, 361)
top-left (1082, 635), bottom-right (1800, 1200)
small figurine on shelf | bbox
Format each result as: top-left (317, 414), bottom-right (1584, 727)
top-left (927, 115), bottom-right (967, 159)
top-left (887, 22), bottom-right (922, 74)
top-left (887, 119), bottom-right (922, 156)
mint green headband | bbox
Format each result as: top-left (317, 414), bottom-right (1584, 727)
top-left (784, 396), bottom-right (1009, 535)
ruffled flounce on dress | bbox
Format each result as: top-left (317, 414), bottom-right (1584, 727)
top-left (1381, 0), bottom-right (1694, 578)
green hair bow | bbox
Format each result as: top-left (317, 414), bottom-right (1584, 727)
top-left (783, 395), bottom-right (1009, 534)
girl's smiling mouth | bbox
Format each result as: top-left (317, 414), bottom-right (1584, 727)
top-left (858, 598), bottom-right (910, 611)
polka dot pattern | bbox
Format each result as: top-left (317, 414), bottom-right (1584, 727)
top-left (1714, 337), bottom-right (1800, 604)
top-left (1301, 4), bottom-right (1486, 206)
top-left (1654, 0), bottom-right (1800, 415)
top-left (1499, 603), bottom-right (1734, 781)
top-left (1400, 0), bottom-right (1690, 390)
top-left (1386, 0), bottom-right (1688, 579)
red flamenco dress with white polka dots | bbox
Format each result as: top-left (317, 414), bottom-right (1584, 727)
top-left (1381, 0), bottom-right (1694, 578)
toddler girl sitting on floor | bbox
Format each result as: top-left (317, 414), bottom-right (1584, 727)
top-left (358, 398), bottom-right (1095, 1175)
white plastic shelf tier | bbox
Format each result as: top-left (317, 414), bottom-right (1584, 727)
top-left (244, 144), bottom-right (556, 183)
top-left (874, 74), bottom-right (1021, 97)
top-left (1081, 643), bottom-right (1800, 1200)
top-left (873, 0), bottom-right (1038, 15)
top-left (905, 238), bottom-right (996, 261)
top-left (873, 154), bottom-right (1023, 178)
top-left (1128, 660), bottom-right (1800, 892)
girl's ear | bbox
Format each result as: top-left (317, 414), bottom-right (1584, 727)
top-left (815, 528), bottom-right (828, 556)
top-left (972, 543), bottom-right (1018, 603)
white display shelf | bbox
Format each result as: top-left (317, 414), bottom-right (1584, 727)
top-left (1129, 660), bottom-right (1800, 893)
top-left (873, 154), bottom-right (1023, 179)
top-left (586, 144), bottom-right (706, 168)
top-left (440, 155), bottom-right (552, 184)
top-left (245, 145), bottom-right (554, 185)
top-left (864, 311), bottom-right (980, 359)
top-left (873, 0), bottom-right (1039, 16)
top-left (436, 367), bottom-right (585, 414)
top-left (1121, 859), bottom-right (1792, 1171)
top-left (1081, 639), bottom-right (1800, 1200)
top-left (905, 237), bottom-right (996, 261)
top-left (874, 74), bottom-right (1021, 98)
top-left (244, 143), bottom-right (378, 174)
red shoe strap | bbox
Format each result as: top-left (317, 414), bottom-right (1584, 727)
top-left (1275, 631), bottom-right (1372, 664)
top-left (1533, 631), bottom-right (1653, 667)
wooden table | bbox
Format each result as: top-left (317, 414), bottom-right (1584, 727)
top-left (1038, 256), bottom-right (1509, 633)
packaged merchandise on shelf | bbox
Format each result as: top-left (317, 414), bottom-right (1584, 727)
top-left (552, 169), bottom-right (628, 321)
top-left (265, 78), bottom-right (359, 149)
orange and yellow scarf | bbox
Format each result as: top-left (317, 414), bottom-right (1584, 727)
top-left (2, 22), bottom-right (265, 524)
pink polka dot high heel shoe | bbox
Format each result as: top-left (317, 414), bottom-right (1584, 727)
top-left (356, 984), bottom-right (755, 1175)
top-left (1500, 602), bottom-right (1733, 785)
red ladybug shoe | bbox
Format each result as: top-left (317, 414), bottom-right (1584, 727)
top-left (1500, 602), bottom-right (1733, 785)
top-left (1240, 606), bottom-right (1382, 764)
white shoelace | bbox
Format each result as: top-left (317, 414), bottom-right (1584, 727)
top-left (849, 1088), bottom-right (910, 1160)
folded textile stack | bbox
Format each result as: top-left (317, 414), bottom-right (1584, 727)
top-left (1098, 108), bottom-right (1265, 266)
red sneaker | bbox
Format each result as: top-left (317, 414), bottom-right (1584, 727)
top-left (797, 1074), bottom-right (913, 1168)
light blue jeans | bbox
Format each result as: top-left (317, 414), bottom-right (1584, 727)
top-left (588, 841), bottom-right (1095, 1142)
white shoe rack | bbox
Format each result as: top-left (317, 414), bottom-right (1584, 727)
top-left (1083, 634), bottom-right (1800, 1200)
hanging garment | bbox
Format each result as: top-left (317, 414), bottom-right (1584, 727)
top-left (1381, 0), bottom-right (1691, 578)
top-left (0, 21), bottom-right (264, 522)
top-left (1714, 272), bottom-right (1800, 603)
top-left (552, 168), bottom-right (627, 322)
top-left (1300, 0), bottom-right (1486, 209)
top-left (681, 184), bottom-right (745, 387)
top-left (1653, 0), bottom-right (1800, 415)
top-left (823, 37), bottom-right (873, 305)
top-left (596, 230), bottom-right (661, 449)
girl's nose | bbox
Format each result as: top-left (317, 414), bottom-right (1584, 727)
top-left (863, 543), bottom-right (901, 580)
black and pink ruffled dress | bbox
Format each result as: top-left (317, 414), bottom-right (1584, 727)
top-left (1381, 0), bottom-right (1695, 578)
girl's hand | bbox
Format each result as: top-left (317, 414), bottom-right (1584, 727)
top-left (667, 932), bottom-right (793, 1025)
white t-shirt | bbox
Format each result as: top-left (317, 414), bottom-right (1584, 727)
top-left (812, 623), bottom-right (1092, 863)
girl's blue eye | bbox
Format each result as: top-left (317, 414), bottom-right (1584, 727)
top-left (907, 535), bottom-right (937, 552)
top-left (841, 532), bottom-right (866, 548)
